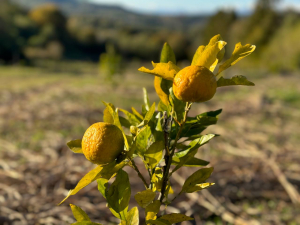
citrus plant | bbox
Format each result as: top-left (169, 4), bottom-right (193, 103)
top-left (60, 34), bottom-right (256, 225)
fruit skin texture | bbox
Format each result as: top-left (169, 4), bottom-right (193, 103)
top-left (173, 65), bottom-right (217, 102)
top-left (82, 122), bottom-right (124, 164)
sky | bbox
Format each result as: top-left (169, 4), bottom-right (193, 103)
top-left (89, 0), bottom-right (300, 15)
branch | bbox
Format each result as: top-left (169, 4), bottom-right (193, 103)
top-left (129, 159), bottom-right (149, 188)
top-left (160, 102), bottom-right (191, 203)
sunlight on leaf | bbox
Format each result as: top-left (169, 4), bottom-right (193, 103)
top-left (67, 139), bottom-right (83, 154)
top-left (134, 189), bottom-right (156, 208)
top-left (181, 167), bottom-right (214, 193)
top-left (70, 204), bottom-right (91, 222)
top-left (192, 41), bottom-right (226, 70)
top-left (138, 61), bottom-right (180, 81)
top-left (145, 141), bottom-right (164, 170)
top-left (59, 161), bottom-right (126, 205)
top-left (145, 200), bottom-right (161, 222)
top-left (185, 182), bottom-right (215, 193)
top-left (218, 42), bottom-right (256, 75)
top-left (143, 88), bottom-right (151, 111)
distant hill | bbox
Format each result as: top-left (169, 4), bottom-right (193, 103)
top-left (11, 0), bottom-right (208, 30)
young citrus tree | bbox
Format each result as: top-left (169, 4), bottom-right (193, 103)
top-left (60, 34), bottom-right (256, 225)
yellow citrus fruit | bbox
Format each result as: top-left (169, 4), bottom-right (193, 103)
top-left (173, 65), bottom-right (217, 102)
top-left (82, 122), bottom-right (124, 164)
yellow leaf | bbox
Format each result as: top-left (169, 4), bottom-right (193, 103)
top-left (123, 207), bottom-right (139, 225)
top-left (138, 61), bottom-right (180, 81)
top-left (134, 189), bottom-right (156, 208)
top-left (207, 34), bottom-right (222, 46)
top-left (103, 103), bottom-right (115, 124)
top-left (151, 168), bottom-right (163, 192)
top-left (59, 161), bottom-right (126, 205)
top-left (193, 41), bottom-right (227, 70)
top-left (185, 182), bottom-right (215, 193)
top-left (154, 76), bottom-right (170, 106)
top-left (145, 141), bottom-right (164, 170)
top-left (217, 42), bottom-right (256, 76)
top-left (131, 107), bottom-right (143, 120)
top-left (70, 204), bottom-right (91, 222)
top-left (206, 34), bottom-right (225, 72)
top-left (191, 45), bottom-right (205, 66)
top-left (145, 200), bottom-right (161, 221)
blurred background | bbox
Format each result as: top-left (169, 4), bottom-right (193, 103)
top-left (0, 0), bottom-right (300, 224)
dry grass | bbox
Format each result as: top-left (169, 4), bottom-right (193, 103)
top-left (0, 63), bottom-right (299, 225)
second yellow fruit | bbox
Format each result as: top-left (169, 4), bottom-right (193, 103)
top-left (173, 65), bottom-right (217, 102)
top-left (82, 122), bottom-right (124, 164)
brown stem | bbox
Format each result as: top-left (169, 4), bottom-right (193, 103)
top-left (159, 102), bottom-right (191, 203)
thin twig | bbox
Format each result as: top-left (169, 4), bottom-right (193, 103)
top-left (129, 159), bottom-right (149, 188)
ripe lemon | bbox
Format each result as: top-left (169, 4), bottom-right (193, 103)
top-left (82, 122), bottom-right (124, 164)
top-left (173, 65), bottom-right (217, 102)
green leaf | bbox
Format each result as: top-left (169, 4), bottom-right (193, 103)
top-left (157, 101), bottom-right (169, 112)
top-left (160, 42), bottom-right (176, 64)
top-left (59, 161), bottom-right (126, 205)
top-left (171, 135), bottom-right (215, 173)
top-left (103, 103), bottom-right (115, 124)
top-left (71, 222), bottom-right (103, 225)
top-left (125, 207), bottom-right (139, 225)
top-left (97, 178), bottom-right (108, 198)
top-left (171, 138), bottom-right (201, 173)
top-left (145, 141), bottom-right (164, 170)
top-left (70, 204), bottom-right (91, 222)
top-left (67, 139), bottom-right (83, 154)
top-left (199, 109), bottom-right (222, 117)
top-left (169, 88), bottom-right (186, 123)
top-left (135, 126), bottom-right (151, 156)
top-left (106, 170), bottom-right (131, 220)
top-left (132, 107), bottom-right (144, 120)
top-left (180, 114), bottom-right (220, 138)
top-left (160, 213), bottom-right (194, 224)
top-left (144, 103), bottom-right (156, 124)
top-left (119, 116), bottom-right (131, 128)
top-left (218, 42), bottom-right (256, 75)
top-left (138, 61), bottom-right (180, 81)
top-left (172, 157), bottom-right (209, 167)
top-left (217, 75), bottom-right (255, 87)
top-left (185, 182), bottom-right (215, 193)
top-left (145, 200), bottom-right (161, 221)
top-left (119, 109), bottom-right (141, 126)
top-left (181, 167), bottom-right (214, 193)
top-left (134, 189), bottom-right (156, 208)
top-left (143, 88), bottom-right (151, 111)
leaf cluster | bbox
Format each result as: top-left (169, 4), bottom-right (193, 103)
top-left (62, 36), bottom-right (256, 224)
